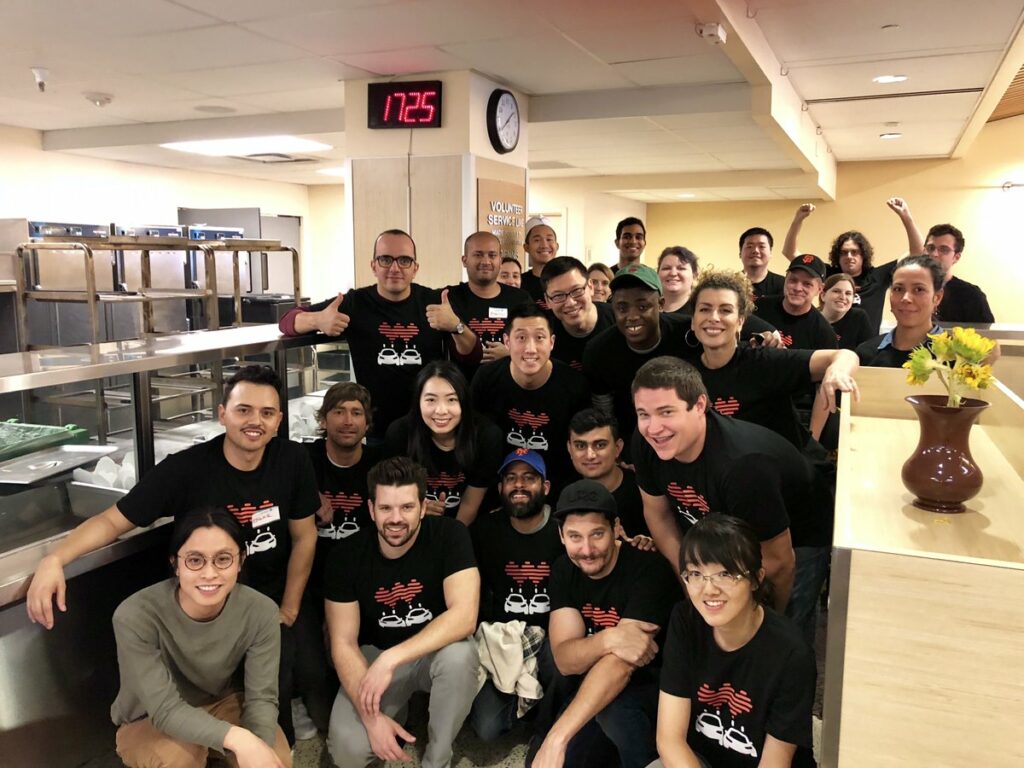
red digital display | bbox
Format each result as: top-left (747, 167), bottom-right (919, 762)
top-left (368, 81), bottom-right (443, 129)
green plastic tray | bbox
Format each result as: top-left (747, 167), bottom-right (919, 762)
top-left (0, 420), bottom-right (89, 462)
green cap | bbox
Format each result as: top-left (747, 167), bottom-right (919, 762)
top-left (609, 262), bottom-right (662, 295)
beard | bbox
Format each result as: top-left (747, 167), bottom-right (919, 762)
top-left (501, 490), bottom-right (546, 519)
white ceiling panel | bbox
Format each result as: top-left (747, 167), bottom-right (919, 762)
top-left (612, 55), bottom-right (744, 88)
top-left (154, 58), bottom-right (368, 98)
top-left (0, 96), bottom-right (139, 130)
top-left (96, 97), bottom-right (280, 124)
top-left (337, 47), bottom-right (470, 77)
top-left (809, 91), bottom-right (982, 128)
top-left (561, 18), bottom-right (704, 63)
top-left (824, 124), bottom-right (965, 161)
top-left (234, 85), bottom-right (347, 113)
top-left (520, 0), bottom-right (693, 30)
top-left (529, 167), bottom-right (601, 179)
top-left (170, 0), bottom-right (394, 23)
top-left (530, 117), bottom-right (665, 138)
top-left (711, 152), bottom-right (798, 171)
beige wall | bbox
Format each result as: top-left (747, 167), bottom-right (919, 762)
top-left (647, 114), bottom-right (1024, 324)
top-left (305, 183), bottom-right (348, 300)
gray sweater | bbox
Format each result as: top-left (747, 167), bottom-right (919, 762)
top-left (110, 579), bottom-right (280, 749)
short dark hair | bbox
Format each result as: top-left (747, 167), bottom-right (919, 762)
top-left (569, 408), bottom-right (620, 442)
top-left (681, 515), bottom-right (772, 606)
top-left (504, 302), bottom-right (553, 335)
top-left (168, 507), bottom-right (246, 569)
top-left (222, 365), bottom-right (281, 407)
top-left (631, 356), bottom-right (707, 410)
top-left (828, 231), bottom-right (873, 270)
top-left (739, 227), bottom-right (773, 250)
top-left (540, 256), bottom-right (588, 290)
top-left (657, 246), bottom-right (699, 272)
top-left (367, 456), bottom-right (427, 503)
top-left (616, 217), bottom-right (646, 239)
top-left (316, 381), bottom-right (372, 434)
top-left (501, 256), bottom-right (523, 270)
top-left (464, 230), bottom-right (500, 255)
top-left (926, 223), bottom-right (965, 254)
top-left (894, 254), bottom-right (945, 292)
top-left (375, 228), bottom-right (417, 258)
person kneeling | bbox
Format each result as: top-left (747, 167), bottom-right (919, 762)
top-left (653, 515), bottom-right (815, 768)
top-left (111, 508), bottom-right (290, 768)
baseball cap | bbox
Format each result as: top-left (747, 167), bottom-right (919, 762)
top-left (524, 216), bottom-right (554, 240)
top-left (498, 448), bottom-right (547, 479)
top-left (787, 253), bottom-right (826, 280)
top-left (609, 262), bottom-right (662, 295)
top-left (555, 479), bottom-right (617, 518)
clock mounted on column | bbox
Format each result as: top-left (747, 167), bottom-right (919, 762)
top-left (486, 88), bottom-right (520, 154)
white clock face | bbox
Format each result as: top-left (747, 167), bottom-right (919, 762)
top-left (494, 92), bottom-right (519, 150)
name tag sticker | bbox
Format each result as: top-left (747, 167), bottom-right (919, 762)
top-left (489, 307), bottom-right (509, 319)
top-left (251, 506), bottom-right (281, 528)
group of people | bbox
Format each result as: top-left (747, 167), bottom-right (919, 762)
top-left (23, 204), bottom-right (996, 768)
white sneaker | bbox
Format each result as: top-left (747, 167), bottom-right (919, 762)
top-left (292, 697), bottom-right (318, 740)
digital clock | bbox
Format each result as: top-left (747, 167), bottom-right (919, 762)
top-left (367, 81), bottom-right (443, 129)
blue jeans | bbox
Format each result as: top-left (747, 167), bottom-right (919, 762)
top-left (786, 545), bottom-right (831, 647)
top-left (469, 638), bottom-right (556, 741)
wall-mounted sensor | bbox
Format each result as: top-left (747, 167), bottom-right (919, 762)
top-left (697, 23), bottom-right (727, 45)
top-left (31, 67), bottom-right (49, 92)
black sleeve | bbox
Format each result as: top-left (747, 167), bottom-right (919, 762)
top-left (116, 451), bottom-right (191, 527)
top-left (765, 632), bottom-right (817, 746)
top-left (631, 431), bottom-right (662, 496)
top-left (469, 362), bottom-right (495, 416)
top-left (659, 602), bottom-right (697, 697)
top-left (845, 310), bottom-right (875, 351)
top-left (549, 557), bottom-right (575, 611)
top-left (743, 313), bottom-right (776, 335)
top-left (720, 456), bottom-right (791, 541)
top-left (466, 419), bottom-right (504, 488)
top-left (582, 333), bottom-right (612, 395)
top-left (323, 537), bottom-right (361, 603)
top-left (855, 335), bottom-right (884, 366)
top-left (622, 552), bottom-right (681, 628)
top-left (815, 314), bottom-right (839, 350)
top-left (440, 518), bottom-right (477, 577)
top-left (382, 417), bottom-right (410, 459)
top-left (288, 443), bottom-right (321, 519)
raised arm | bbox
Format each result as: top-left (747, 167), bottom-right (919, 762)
top-left (27, 504), bottom-right (137, 628)
top-left (782, 203), bottom-right (816, 261)
top-left (886, 197), bottom-right (924, 256)
top-left (808, 348), bottom-right (860, 412)
top-left (281, 293), bottom-right (350, 337)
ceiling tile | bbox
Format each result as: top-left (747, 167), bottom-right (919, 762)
top-left (613, 54), bottom-right (744, 87)
top-left (234, 85), bottom-right (347, 113)
top-left (561, 18), bottom-right (704, 63)
top-left (171, 0), bottom-right (393, 23)
top-left (336, 47), bottom-right (470, 77)
top-left (809, 91), bottom-right (982, 128)
top-left (154, 58), bottom-right (370, 98)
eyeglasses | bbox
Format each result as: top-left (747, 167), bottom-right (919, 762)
top-left (178, 551), bottom-right (238, 571)
top-left (681, 569), bottom-right (749, 588)
top-left (924, 243), bottom-right (956, 256)
top-left (375, 255), bottom-right (416, 269)
top-left (546, 285), bottom-right (587, 305)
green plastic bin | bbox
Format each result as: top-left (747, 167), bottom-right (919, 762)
top-left (0, 420), bottom-right (89, 462)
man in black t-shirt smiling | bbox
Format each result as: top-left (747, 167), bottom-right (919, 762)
top-left (279, 229), bottom-right (480, 438)
top-left (324, 457), bottom-right (479, 768)
top-left (542, 256), bottom-right (616, 373)
top-left (531, 480), bottom-right (680, 768)
top-left (755, 254), bottom-right (838, 351)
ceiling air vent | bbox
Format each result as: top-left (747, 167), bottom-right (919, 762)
top-left (232, 153), bottom-right (318, 164)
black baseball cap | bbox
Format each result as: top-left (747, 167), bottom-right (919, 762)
top-left (555, 479), bottom-right (617, 519)
top-left (787, 253), bottom-right (826, 280)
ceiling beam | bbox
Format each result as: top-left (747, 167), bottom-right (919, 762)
top-left (529, 82), bottom-right (750, 122)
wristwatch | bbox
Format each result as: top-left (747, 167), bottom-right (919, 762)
top-left (454, 321), bottom-right (465, 335)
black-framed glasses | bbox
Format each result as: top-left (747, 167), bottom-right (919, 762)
top-left (178, 551), bottom-right (238, 571)
top-left (924, 243), bottom-right (956, 256)
top-left (375, 255), bottom-right (416, 269)
top-left (681, 569), bottom-right (749, 588)
top-left (546, 285), bottom-right (587, 305)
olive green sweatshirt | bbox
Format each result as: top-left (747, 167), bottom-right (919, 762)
top-left (110, 578), bottom-right (280, 749)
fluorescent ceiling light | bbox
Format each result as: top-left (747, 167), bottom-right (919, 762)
top-left (161, 135), bottom-right (332, 157)
top-left (317, 167), bottom-right (346, 177)
top-left (873, 75), bottom-right (907, 84)
top-left (675, 193), bottom-right (696, 198)
top-left (879, 132), bottom-right (903, 140)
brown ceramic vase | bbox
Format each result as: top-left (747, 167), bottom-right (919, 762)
top-left (901, 394), bottom-right (988, 513)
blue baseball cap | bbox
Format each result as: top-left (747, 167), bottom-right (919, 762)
top-left (498, 448), bottom-right (547, 479)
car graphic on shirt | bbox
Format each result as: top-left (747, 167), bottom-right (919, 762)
top-left (405, 606), bottom-right (433, 626)
top-left (504, 593), bottom-right (529, 615)
top-left (317, 520), bottom-right (360, 540)
top-left (379, 613), bottom-right (406, 628)
top-left (425, 492), bottom-right (462, 510)
top-left (246, 530), bottom-right (277, 555)
top-left (723, 727), bottom-right (757, 757)
top-left (400, 348), bottom-right (422, 366)
top-left (696, 712), bottom-right (724, 743)
top-left (529, 593), bottom-right (551, 614)
top-left (526, 434), bottom-right (549, 451)
top-left (507, 430), bottom-right (526, 448)
top-left (377, 348), bottom-right (401, 365)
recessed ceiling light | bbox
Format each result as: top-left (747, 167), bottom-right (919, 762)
top-left (317, 167), bottom-right (346, 177)
top-left (873, 75), bottom-right (908, 84)
top-left (160, 136), bottom-right (332, 157)
top-left (675, 193), bottom-right (696, 199)
top-left (194, 104), bottom-right (237, 114)
top-left (879, 132), bottom-right (903, 140)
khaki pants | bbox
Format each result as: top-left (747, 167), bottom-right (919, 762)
top-left (115, 692), bottom-right (292, 768)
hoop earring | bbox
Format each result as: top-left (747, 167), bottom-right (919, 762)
top-left (684, 329), bottom-right (700, 348)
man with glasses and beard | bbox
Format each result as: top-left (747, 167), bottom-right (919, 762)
top-left (468, 449), bottom-right (565, 742)
top-left (279, 229), bottom-right (480, 438)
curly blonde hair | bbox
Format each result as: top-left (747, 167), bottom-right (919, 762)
top-left (690, 268), bottom-right (755, 320)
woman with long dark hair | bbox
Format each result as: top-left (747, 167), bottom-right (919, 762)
top-left (654, 515), bottom-right (816, 768)
top-left (384, 360), bottom-right (503, 525)
top-left (111, 508), bottom-right (290, 768)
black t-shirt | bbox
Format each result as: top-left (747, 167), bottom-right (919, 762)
top-left (660, 603), bottom-right (816, 768)
top-left (826, 260), bottom-right (896, 333)
top-left (830, 307), bottom-right (874, 351)
top-left (550, 543), bottom-right (682, 667)
top-left (936, 276), bottom-right (994, 324)
top-left (612, 468), bottom-right (649, 538)
top-left (755, 296), bottom-right (838, 351)
top-left (855, 326), bottom-right (941, 369)
top-left (750, 272), bottom-right (785, 301)
top-left (306, 439), bottom-right (381, 543)
top-left (520, 271), bottom-right (550, 311)
top-left (304, 284), bottom-right (450, 438)
top-left (323, 515), bottom-right (477, 649)
top-left (445, 282), bottom-right (532, 379)
top-left (633, 411), bottom-right (824, 547)
top-left (118, 435), bottom-right (319, 603)
top-left (470, 358), bottom-right (591, 492)
top-left (552, 302), bottom-right (616, 373)
top-left (693, 347), bottom-right (813, 449)
top-left (470, 508), bottom-right (565, 629)
top-left (383, 415), bottom-right (504, 518)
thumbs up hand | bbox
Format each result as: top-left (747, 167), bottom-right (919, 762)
top-left (426, 288), bottom-right (461, 333)
top-left (316, 292), bottom-right (350, 336)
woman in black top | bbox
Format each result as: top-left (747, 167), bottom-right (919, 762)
top-left (384, 361), bottom-right (502, 525)
top-left (656, 515), bottom-right (816, 768)
top-left (818, 273), bottom-right (873, 351)
top-left (659, 245), bottom-right (699, 315)
top-left (855, 255), bottom-right (945, 368)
